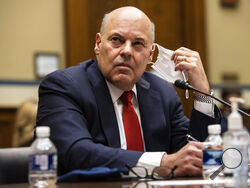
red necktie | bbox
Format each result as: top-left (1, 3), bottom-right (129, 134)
top-left (120, 91), bottom-right (144, 152)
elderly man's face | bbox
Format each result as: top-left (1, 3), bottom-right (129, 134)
top-left (94, 7), bottom-right (155, 91)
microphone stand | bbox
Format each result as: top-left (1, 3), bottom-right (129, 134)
top-left (175, 80), bottom-right (250, 118)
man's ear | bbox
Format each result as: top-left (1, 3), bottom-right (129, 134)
top-left (94, 33), bottom-right (102, 55)
top-left (149, 43), bottom-right (156, 61)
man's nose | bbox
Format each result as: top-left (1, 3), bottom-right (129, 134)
top-left (121, 41), bottom-right (132, 58)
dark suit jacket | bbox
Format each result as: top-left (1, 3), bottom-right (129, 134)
top-left (36, 59), bottom-right (221, 175)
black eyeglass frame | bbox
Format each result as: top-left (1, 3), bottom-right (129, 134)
top-left (125, 164), bottom-right (178, 180)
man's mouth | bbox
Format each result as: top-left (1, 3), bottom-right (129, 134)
top-left (115, 62), bottom-right (131, 69)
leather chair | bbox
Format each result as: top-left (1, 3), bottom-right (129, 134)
top-left (0, 147), bottom-right (32, 184)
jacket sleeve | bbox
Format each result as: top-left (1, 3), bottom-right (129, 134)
top-left (188, 106), bottom-right (222, 142)
top-left (168, 84), bottom-right (222, 148)
top-left (170, 89), bottom-right (222, 150)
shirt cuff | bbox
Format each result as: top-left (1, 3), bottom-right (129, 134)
top-left (129, 152), bottom-right (165, 176)
top-left (194, 100), bottom-right (214, 118)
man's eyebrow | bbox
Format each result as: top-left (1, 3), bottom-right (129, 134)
top-left (134, 37), bottom-right (146, 43)
top-left (108, 33), bottom-right (124, 39)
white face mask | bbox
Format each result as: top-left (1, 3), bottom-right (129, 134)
top-left (150, 43), bottom-right (188, 83)
top-left (149, 43), bottom-right (189, 98)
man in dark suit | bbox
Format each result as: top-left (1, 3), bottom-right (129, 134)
top-left (36, 6), bottom-right (221, 177)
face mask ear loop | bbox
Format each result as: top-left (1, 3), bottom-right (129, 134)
top-left (182, 71), bottom-right (189, 99)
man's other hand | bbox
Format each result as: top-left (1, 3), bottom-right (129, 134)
top-left (160, 141), bottom-right (203, 177)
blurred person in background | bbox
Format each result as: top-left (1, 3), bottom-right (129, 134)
top-left (12, 98), bottom-right (38, 147)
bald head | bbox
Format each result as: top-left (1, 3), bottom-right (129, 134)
top-left (100, 6), bottom-right (155, 43)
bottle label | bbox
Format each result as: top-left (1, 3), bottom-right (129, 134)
top-left (29, 154), bottom-right (57, 171)
top-left (203, 150), bottom-right (222, 165)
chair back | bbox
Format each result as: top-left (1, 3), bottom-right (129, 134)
top-left (0, 147), bottom-right (32, 184)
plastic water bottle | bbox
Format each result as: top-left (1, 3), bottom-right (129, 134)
top-left (223, 97), bottom-right (249, 187)
top-left (29, 126), bottom-right (57, 187)
top-left (202, 124), bottom-right (223, 179)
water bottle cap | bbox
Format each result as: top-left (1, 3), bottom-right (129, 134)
top-left (208, 124), bottom-right (221, 134)
top-left (36, 126), bottom-right (50, 137)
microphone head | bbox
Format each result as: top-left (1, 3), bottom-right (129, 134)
top-left (174, 80), bottom-right (189, 90)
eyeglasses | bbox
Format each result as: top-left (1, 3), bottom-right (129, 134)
top-left (126, 164), bottom-right (178, 180)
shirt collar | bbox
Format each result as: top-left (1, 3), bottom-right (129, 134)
top-left (105, 80), bottom-right (137, 104)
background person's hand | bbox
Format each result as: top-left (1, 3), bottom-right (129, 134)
top-left (160, 141), bottom-right (203, 177)
top-left (171, 47), bottom-right (210, 95)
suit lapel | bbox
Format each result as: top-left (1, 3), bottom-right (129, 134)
top-left (136, 78), bottom-right (167, 151)
top-left (86, 62), bottom-right (121, 148)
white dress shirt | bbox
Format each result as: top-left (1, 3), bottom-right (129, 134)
top-left (105, 80), bottom-right (214, 171)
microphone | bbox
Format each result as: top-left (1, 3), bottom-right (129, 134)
top-left (174, 80), bottom-right (250, 118)
top-left (174, 79), bottom-right (193, 90)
